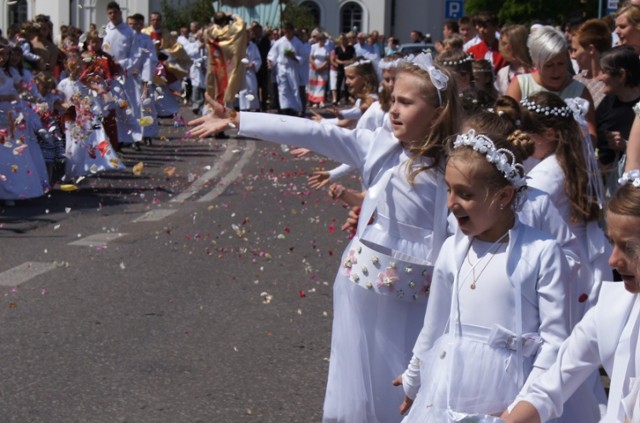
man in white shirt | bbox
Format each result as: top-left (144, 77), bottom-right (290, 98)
top-left (128, 13), bottom-right (159, 146)
top-left (268, 22), bottom-right (305, 115)
top-left (103, 1), bottom-right (142, 148)
top-left (177, 27), bottom-right (189, 47)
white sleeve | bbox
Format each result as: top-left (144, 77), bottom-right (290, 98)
top-left (321, 118), bottom-right (340, 126)
top-left (532, 241), bottom-right (571, 372)
top-left (356, 102), bottom-right (384, 131)
top-left (402, 355), bottom-right (421, 400)
top-left (513, 308), bottom-right (601, 422)
top-left (328, 163), bottom-right (355, 181)
top-left (519, 191), bottom-right (582, 315)
top-left (267, 42), bottom-right (278, 64)
top-left (340, 103), bottom-right (363, 120)
top-left (412, 237), bottom-right (456, 360)
top-left (250, 44), bottom-right (262, 73)
top-left (238, 112), bottom-right (375, 169)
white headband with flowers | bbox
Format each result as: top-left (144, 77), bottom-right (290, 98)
top-left (410, 52), bottom-right (448, 105)
top-left (345, 59), bottom-right (372, 69)
top-left (520, 98), bottom-right (571, 118)
top-left (378, 56), bottom-right (410, 70)
top-left (439, 54), bottom-right (474, 67)
top-left (453, 129), bottom-right (527, 192)
top-left (619, 169), bottom-right (640, 188)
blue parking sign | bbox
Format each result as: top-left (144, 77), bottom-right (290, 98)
top-left (445, 0), bottom-right (463, 19)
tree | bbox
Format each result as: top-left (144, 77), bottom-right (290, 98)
top-left (161, 0), bottom-right (215, 31)
top-left (465, 0), bottom-right (600, 25)
top-left (281, 0), bottom-right (316, 32)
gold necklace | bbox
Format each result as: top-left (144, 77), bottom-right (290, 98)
top-left (464, 232), bottom-right (509, 290)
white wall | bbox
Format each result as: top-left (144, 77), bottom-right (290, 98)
top-left (298, 0), bottom-right (445, 41)
top-left (33, 0), bottom-right (70, 26)
top-left (394, 0), bottom-right (445, 44)
top-left (0, 0), bottom-right (447, 44)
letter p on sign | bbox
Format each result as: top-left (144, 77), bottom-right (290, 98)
top-left (445, 0), bottom-right (463, 19)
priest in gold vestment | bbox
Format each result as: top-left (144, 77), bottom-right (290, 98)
top-left (204, 13), bottom-right (248, 105)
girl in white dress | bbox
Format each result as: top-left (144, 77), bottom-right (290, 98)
top-left (397, 113), bottom-right (571, 422)
top-left (0, 42), bottom-right (47, 202)
top-left (505, 170), bottom-right (640, 423)
top-left (311, 58), bottom-right (379, 129)
top-left (520, 91), bottom-right (610, 324)
top-left (306, 54), bottom-right (403, 192)
top-left (6, 45), bottom-right (50, 191)
top-left (189, 53), bottom-right (460, 423)
top-left (57, 50), bottom-right (125, 180)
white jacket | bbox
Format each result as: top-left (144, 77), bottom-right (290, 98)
top-left (515, 281), bottom-right (640, 422)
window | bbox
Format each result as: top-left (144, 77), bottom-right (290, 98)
top-left (341, 2), bottom-right (362, 34)
top-left (300, 1), bottom-right (320, 27)
top-left (8, 0), bottom-right (28, 27)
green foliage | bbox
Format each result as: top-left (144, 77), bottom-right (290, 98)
top-left (160, 0), bottom-right (215, 30)
top-left (281, 0), bottom-right (316, 32)
top-left (465, 0), bottom-right (600, 26)
top-left (464, 0), bottom-right (501, 15)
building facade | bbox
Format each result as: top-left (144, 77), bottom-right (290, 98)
top-left (1, 0), bottom-right (447, 44)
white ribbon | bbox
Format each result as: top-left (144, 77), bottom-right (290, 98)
top-left (410, 52), bottom-right (448, 105)
top-left (565, 97), bottom-right (605, 210)
top-left (619, 168), bottom-right (640, 188)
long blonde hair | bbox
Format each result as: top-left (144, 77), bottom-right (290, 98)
top-left (395, 63), bottom-right (461, 183)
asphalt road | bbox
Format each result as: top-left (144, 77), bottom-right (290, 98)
top-left (0, 110), bottom-right (364, 422)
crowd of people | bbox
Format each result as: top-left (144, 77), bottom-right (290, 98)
top-left (3, 1), bottom-right (640, 421)
top-left (0, 2), bottom-right (198, 204)
top-left (185, 1), bottom-right (640, 422)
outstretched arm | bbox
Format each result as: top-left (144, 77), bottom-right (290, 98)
top-left (190, 96), bottom-right (378, 170)
top-left (187, 92), bottom-right (236, 137)
top-left (626, 114), bottom-right (640, 172)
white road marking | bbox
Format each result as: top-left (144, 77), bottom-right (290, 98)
top-left (0, 262), bottom-right (56, 287)
top-left (170, 139), bottom-right (238, 204)
top-left (198, 141), bottom-right (256, 202)
top-left (133, 209), bottom-right (177, 222)
top-left (69, 233), bottom-right (126, 247)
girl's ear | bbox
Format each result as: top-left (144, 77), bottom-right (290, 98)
top-left (430, 104), bottom-right (444, 125)
top-left (498, 184), bottom-right (516, 209)
top-left (619, 68), bottom-right (628, 85)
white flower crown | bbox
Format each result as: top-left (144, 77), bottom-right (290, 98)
top-left (453, 129), bottom-right (528, 191)
top-left (409, 52), bottom-right (448, 105)
top-left (520, 98), bottom-right (571, 118)
top-left (439, 54), bottom-right (474, 67)
top-left (619, 169), bottom-right (640, 188)
top-left (378, 57), bottom-right (408, 70)
top-left (345, 59), bottom-right (373, 69)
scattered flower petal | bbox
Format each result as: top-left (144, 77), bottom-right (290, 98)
top-left (132, 161), bottom-right (144, 176)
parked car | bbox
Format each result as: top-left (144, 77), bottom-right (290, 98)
top-left (398, 43), bottom-right (437, 56)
